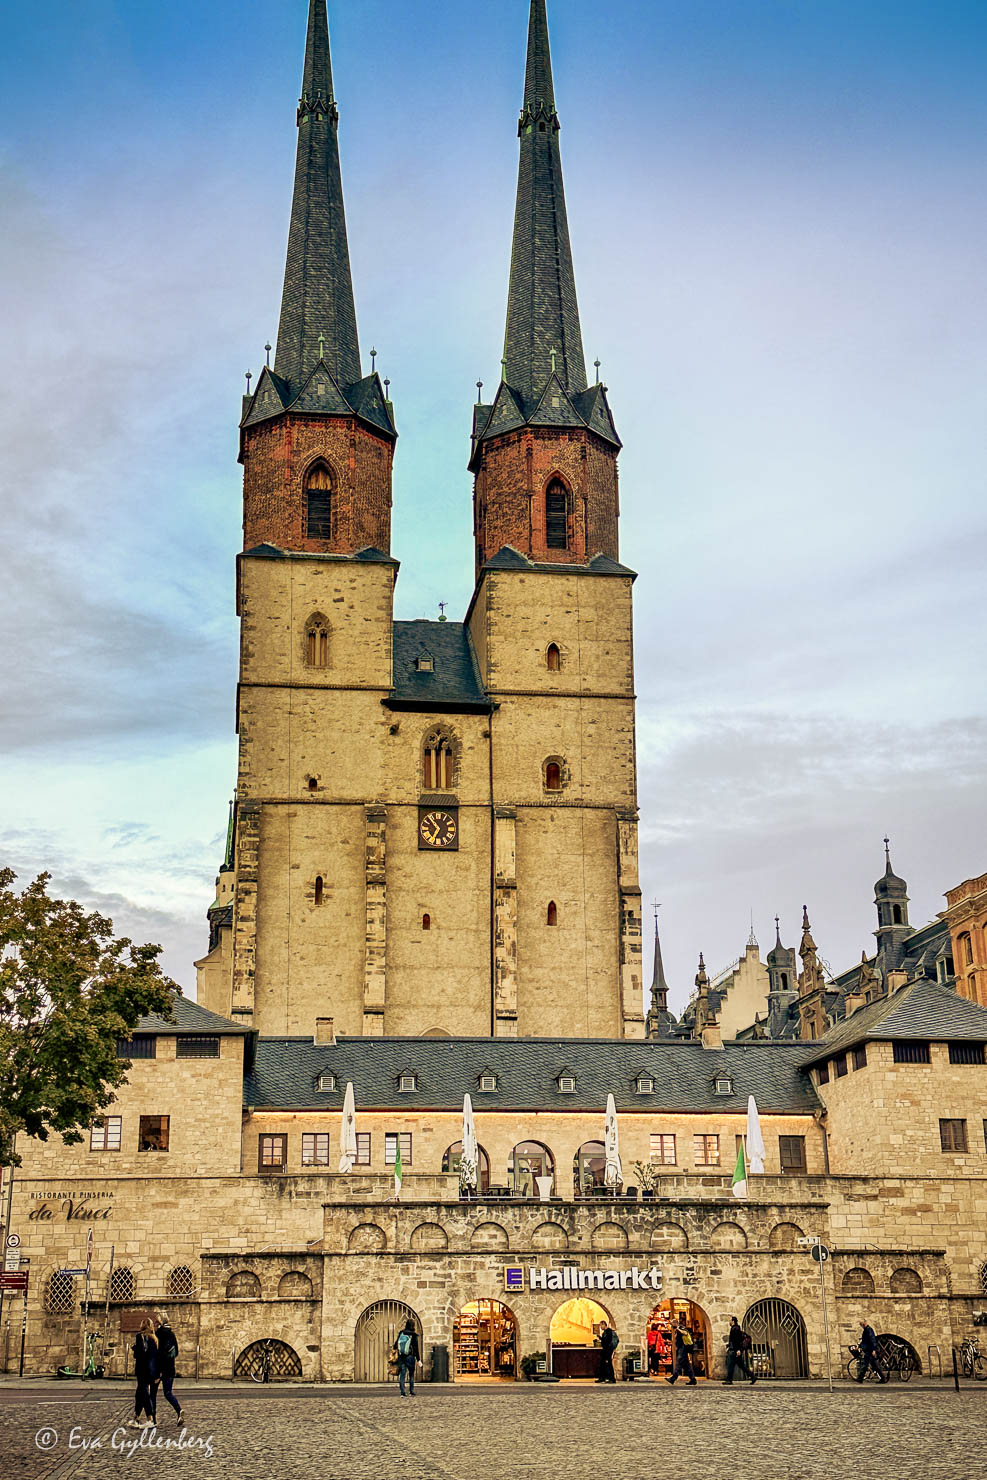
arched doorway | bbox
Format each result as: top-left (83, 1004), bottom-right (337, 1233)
top-left (573, 1141), bottom-right (606, 1197)
top-left (453, 1299), bottom-right (518, 1380)
top-left (442, 1141), bottom-right (491, 1193)
top-left (233, 1339), bottom-right (302, 1381)
top-left (508, 1140), bottom-right (555, 1198)
top-left (354, 1300), bottom-right (422, 1384)
top-left (646, 1298), bottom-right (711, 1378)
top-left (877, 1333), bottom-right (922, 1373)
top-left (549, 1297), bottom-right (612, 1379)
top-left (743, 1298), bottom-right (808, 1379)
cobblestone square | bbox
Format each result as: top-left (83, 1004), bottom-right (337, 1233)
top-left (2, 1384), bottom-right (985, 1480)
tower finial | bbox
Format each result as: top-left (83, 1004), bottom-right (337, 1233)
top-left (884, 834), bottom-right (892, 872)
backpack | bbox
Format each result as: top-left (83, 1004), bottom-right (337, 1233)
top-left (397, 1331), bottom-right (413, 1357)
top-left (610, 1332), bottom-right (619, 1351)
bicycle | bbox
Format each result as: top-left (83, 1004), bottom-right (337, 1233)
top-left (844, 1344), bottom-right (884, 1382)
top-left (249, 1339), bottom-right (275, 1383)
top-left (959, 1338), bottom-right (987, 1380)
top-left (56, 1332), bottom-right (105, 1380)
top-left (878, 1337), bottom-right (914, 1382)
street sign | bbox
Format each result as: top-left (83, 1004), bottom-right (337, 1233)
top-left (4, 1251), bottom-right (20, 1272)
top-left (6, 1233), bottom-right (21, 1249)
top-left (810, 1243), bottom-right (830, 1264)
top-left (60, 1267), bottom-right (86, 1276)
top-left (0, 1271), bottom-right (28, 1292)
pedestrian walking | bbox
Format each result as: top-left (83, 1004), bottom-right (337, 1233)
top-left (393, 1319), bottom-right (420, 1397)
top-left (596, 1322), bottom-right (619, 1383)
top-left (855, 1320), bottom-right (888, 1383)
top-left (723, 1316), bottom-right (756, 1385)
top-left (665, 1320), bottom-right (697, 1385)
top-left (646, 1322), bottom-right (665, 1376)
top-left (155, 1318), bottom-right (184, 1424)
top-left (129, 1318), bottom-right (159, 1428)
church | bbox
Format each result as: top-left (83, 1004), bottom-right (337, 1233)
top-left (7, 1), bottom-right (987, 1386)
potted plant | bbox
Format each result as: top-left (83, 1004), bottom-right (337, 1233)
top-left (634, 1161), bottom-right (659, 1199)
top-left (520, 1351), bottom-right (548, 1381)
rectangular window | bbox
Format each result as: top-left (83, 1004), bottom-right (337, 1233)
top-left (852, 1045), bottom-right (867, 1070)
top-left (258, 1133), bottom-right (287, 1171)
top-left (817, 1061), bottom-right (830, 1084)
top-left (892, 1041), bottom-right (930, 1063)
top-left (301, 1132), bottom-right (330, 1167)
top-left (948, 1043), bottom-right (986, 1065)
top-left (176, 1036), bottom-right (220, 1059)
top-left (649, 1133), bottom-right (676, 1165)
top-left (939, 1119), bottom-right (968, 1153)
top-left (355, 1133), bottom-right (371, 1166)
top-left (90, 1116), bottom-right (122, 1151)
top-left (138, 1115), bottom-right (169, 1152)
top-left (779, 1135), bottom-right (807, 1174)
top-left (693, 1134), bottom-right (719, 1167)
top-left (833, 1052), bottom-right (848, 1078)
top-left (384, 1132), bottom-right (413, 1167)
top-left (116, 1036), bottom-right (156, 1059)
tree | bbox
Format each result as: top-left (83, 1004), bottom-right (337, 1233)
top-left (0, 869), bottom-right (177, 1165)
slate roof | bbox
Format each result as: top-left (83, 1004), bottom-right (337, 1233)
top-left (244, 1036), bottom-right (821, 1115)
top-left (240, 544), bottom-right (397, 568)
top-left (386, 621), bottom-right (490, 712)
top-left (134, 993), bottom-right (249, 1038)
top-left (482, 547), bottom-right (635, 578)
top-left (800, 979), bottom-right (987, 1066)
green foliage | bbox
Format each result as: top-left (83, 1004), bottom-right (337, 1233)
top-left (634, 1160), bottom-right (659, 1192)
top-left (0, 869), bottom-right (177, 1164)
top-left (520, 1351), bottom-right (547, 1379)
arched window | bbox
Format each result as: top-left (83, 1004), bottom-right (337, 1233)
top-left (546, 901), bottom-right (558, 926)
top-left (780, 972), bottom-right (789, 989)
top-left (544, 760), bottom-right (563, 792)
top-left (305, 613), bottom-right (329, 668)
top-left (546, 643), bottom-right (561, 672)
top-left (423, 731), bottom-right (455, 791)
top-left (307, 777), bottom-right (318, 791)
top-left (545, 480), bottom-right (569, 550)
top-left (304, 462), bottom-right (333, 539)
top-left (442, 1141), bottom-right (491, 1193)
top-left (509, 1141), bottom-right (555, 1197)
top-left (314, 876), bottom-right (324, 906)
top-left (168, 1265), bottom-right (195, 1298)
top-left (422, 913), bottom-right (431, 931)
top-left (574, 1140), bottom-right (607, 1197)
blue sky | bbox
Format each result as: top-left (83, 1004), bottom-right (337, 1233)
top-left (1, 1), bottom-right (985, 1008)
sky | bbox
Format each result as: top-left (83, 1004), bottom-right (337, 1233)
top-left (1, 1), bottom-right (985, 1013)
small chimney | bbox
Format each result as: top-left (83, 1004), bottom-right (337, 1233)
top-left (315, 1017), bottom-right (335, 1045)
top-left (844, 989), bottom-right (865, 1017)
top-left (887, 969), bottom-right (908, 994)
top-left (701, 1021), bottom-right (723, 1051)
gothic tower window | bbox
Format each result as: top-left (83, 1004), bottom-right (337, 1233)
top-left (546, 901), bottom-right (558, 926)
top-left (305, 612), bottom-right (329, 668)
top-left (545, 480), bottom-right (569, 550)
top-left (892, 904), bottom-right (902, 924)
top-left (304, 462), bottom-right (334, 539)
top-left (546, 643), bottom-right (561, 671)
top-left (543, 758), bottom-right (564, 793)
top-left (422, 730), bottom-right (456, 791)
top-left (314, 876), bottom-right (324, 906)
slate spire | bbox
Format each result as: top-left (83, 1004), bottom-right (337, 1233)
top-left (274, 0), bottom-right (361, 396)
top-left (502, 0), bottom-right (587, 402)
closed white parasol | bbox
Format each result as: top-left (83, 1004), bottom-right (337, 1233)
top-left (460, 1094), bottom-right (478, 1195)
top-left (604, 1093), bottom-right (622, 1190)
top-left (338, 1081), bottom-right (358, 1173)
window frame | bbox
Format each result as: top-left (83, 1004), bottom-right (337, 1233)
top-left (316, 1071), bottom-right (336, 1093)
top-left (557, 1073), bottom-right (576, 1094)
top-left (713, 1077), bottom-right (734, 1097)
top-left (834, 1052), bottom-right (848, 1078)
top-left (304, 463), bottom-right (334, 540)
top-left (779, 1135), bottom-right (807, 1174)
top-left (892, 1041), bottom-right (931, 1064)
top-left (939, 1118), bottom-right (968, 1153)
top-left (354, 1132), bottom-right (371, 1166)
top-left (636, 1074), bottom-right (655, 1095)
top-left (693, 1133), bottom-right (720, 1167)
top-left (398, 1073), bottom-right (418, 1093)
top-left (384, 1132), bottom-right (413, 1167)
top-left (852, 1045), bottom-right (867, 1070)
top-left (948, 1042), bottom-right (985, 1066)
top-left (649, 1132), bottom-right (676, 1165)
top-left (258, 1133), bottom-right (288, 1171)
top-left (545, 481), bottom-right (569, 550)
top-left (176, 1036), bottom-right (220, 1059)
top-left (137, 1114), bottom-right (169, 1153)
top-left (817, 1061), bottom-right (830, 1085)
top-left (478, 1073), bottom-right (498, 1093)
top-left (90, 1115), bottom-right (122, 1152)
top-left (116, 1035), bottom-right (156, 1059)
top-left (301, 1132), bottom-right (330, 1167)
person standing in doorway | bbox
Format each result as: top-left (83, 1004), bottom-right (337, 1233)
top-left (724, 1316), bottom-right (756, 1385)
top-left (855, 1320), bottom-right (888, 1383)
top-left (155, 1318), bottom-right (184, 1424)
top-left (596, 1322), bottom-right (619, 1383)
top-left (394, 1319), bottom-right (420, 1397)
top-left (665, 1320), bottom-right (697, 1385)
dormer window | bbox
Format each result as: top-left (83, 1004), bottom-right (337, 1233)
top-left (398, 1073), bottom-right (418, 1093)
top-left (415, 654), bottom-right (434, 673)
top-left (713, 1076), bottom-right (734, 1097)
top-left (636, 1074), bottom-right (655, 1095)
top-left (478, 1073), bottom-right (498, 1093)
top-left (316, 1071), bottom-right (336, 1093)
top-left (557, 1072), bottom-right (576, 1094)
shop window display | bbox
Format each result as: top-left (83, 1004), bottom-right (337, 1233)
top-left (453, 1300), bottom-right (517, 1380)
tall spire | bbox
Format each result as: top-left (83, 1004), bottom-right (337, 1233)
top-left (274, 0), bottom-right (361, 396)
top-left (650, 912), bottom-right (669, 1011)
top-left (502, 0), bottom-right (586, 401)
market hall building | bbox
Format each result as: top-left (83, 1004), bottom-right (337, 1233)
top-left (7, 0), bottom-right (987, 1383)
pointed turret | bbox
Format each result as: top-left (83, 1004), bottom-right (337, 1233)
top-left (645, 913), bottom-right (676, 1039)
top-left (275, 0), bottom-right (361, 396)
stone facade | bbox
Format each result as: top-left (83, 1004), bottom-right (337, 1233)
top-left (945, 873), bottom-right (987, 1007)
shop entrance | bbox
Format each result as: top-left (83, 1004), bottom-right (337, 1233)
top-left (646, 1298), bottom-right (711, 1379)
top-left (549, 1297), bottom-right (611, 1379)
top-left (453, 1300), bottom-right (518, 1380)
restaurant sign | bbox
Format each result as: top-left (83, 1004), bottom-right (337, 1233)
top-left (505, 1265), bottom-right (663, 1294)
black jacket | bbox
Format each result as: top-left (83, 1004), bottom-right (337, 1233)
top-left (395, 1329), bottom-right (420, 1363)
top-left (133, 1335), bottom-right (160, 1381)
top-left (600, 1328), bottom-right (618, 1355)
top-left (728, 1324), bottom-right (746, 1352)
top-left (156, 1324), bottom-right (179, 1375)
top-left (860, 1325), bottom-right (878, 1354)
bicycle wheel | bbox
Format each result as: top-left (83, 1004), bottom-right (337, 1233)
top-left (899, 1354), bottom-right (913, 1382)
top-left (973, 1354), bottom-right (987, 1381)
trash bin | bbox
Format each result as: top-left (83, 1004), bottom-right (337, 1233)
top-left (430, 1344), bottom-right (449, 1383)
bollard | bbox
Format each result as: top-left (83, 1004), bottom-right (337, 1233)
top-left (952, 1348), bottom-right (959, 1392)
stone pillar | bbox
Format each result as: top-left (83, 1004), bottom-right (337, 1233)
top-left (617, 809), bottom-right (645, 1038)
top-left (363, 806), bottom-right (387, 1036)
top-left (230, 801), bottom-right (261, 1022)
top-left (493, 807), bottom-right (518, 1037)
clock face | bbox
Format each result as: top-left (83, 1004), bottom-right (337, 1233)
top-left (418, 808), bottom-right (458, 851)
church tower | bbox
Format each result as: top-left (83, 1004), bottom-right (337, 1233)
top-left (467, 0), bottom-right (644, 1038)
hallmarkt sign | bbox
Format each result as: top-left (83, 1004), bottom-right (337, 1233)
top-left (503, 1265), bottom-right (663, 1293)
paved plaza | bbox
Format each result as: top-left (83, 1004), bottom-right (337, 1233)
top-left (1, 1382), bottom-right (985, 1480)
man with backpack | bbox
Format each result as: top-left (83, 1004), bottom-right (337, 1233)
top-left (155, 1318), bottom-right (184, 1424)
top-left (665, 1320), bottom-right (697, 1384)
top-left (596, 1322), bottom-right (619, 1383)
top-left (394, 1319), bottom-right (420, 1396)
top-left (724, 1316), bottom-right (756, 1385)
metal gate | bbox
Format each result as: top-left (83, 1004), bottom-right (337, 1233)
top-left (743, 1299), bottom-right (808, 1379)
top-left (233, 1339), bottom-right (302, 1381)
top-left (354, 1301), bottom-right (422, 1383)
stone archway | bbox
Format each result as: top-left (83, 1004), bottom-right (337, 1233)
top-left (354, 1301), bottom-right (422, 1384)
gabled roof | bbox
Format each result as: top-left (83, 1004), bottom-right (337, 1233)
top-left (243, 1036), bottom-right (821, 1115)
top-left (386, 621), bottom-right (490, 713)
top-left (800, 979), bottom-right (987, 1066)
top-left (135, 993), bottom-right (249, 1038)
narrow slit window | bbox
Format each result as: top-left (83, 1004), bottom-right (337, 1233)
top-left (544, 761), bottom-right (562, 792)
top-left (422, 913), bottom-right (431, 931)
top-left (423, 735), bottom-right (453, 791)
top-left (314, 876), bottom-right (324, 906)
top-left (546, 901), bottom-right (558, 926)
top-left (546, 643), bottom-right (561, 671)
top-left (545, 481), bottom-right (569, 550)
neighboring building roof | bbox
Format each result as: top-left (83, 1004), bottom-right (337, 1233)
top-left (800, 978), bottom-right (987, 1066)
top-left (135, 993), bottom-right (249, 1038)
top-left (244, 1036), bottom-right (821, 1114)
top-left (386, 621), bottom-right (490, 713)
top-left (482, 547), bottom-right (635, 578)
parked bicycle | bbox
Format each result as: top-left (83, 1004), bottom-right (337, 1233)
top-left (878, 1336), bottom-right (914, 1381)
top-left (958, 1337), bottom-right (987, 1380)
top-left (249, 1338), bottom-right (275, 1384)
top-left (845, 1344), bottom-right (883, 1382)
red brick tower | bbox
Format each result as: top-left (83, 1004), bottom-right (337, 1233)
top-left (469, 0), bottom-right (621, 576)
top-left (239, 0), bottom-right (396, 556)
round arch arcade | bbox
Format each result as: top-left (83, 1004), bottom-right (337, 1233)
top-left (453, 1299), bottom-right (518, 1381)
top-left (645, 1298), bottom-right (711, 1379)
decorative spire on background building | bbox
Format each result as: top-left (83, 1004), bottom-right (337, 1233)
top-left (646, 902), bottom-right (676, 1039)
